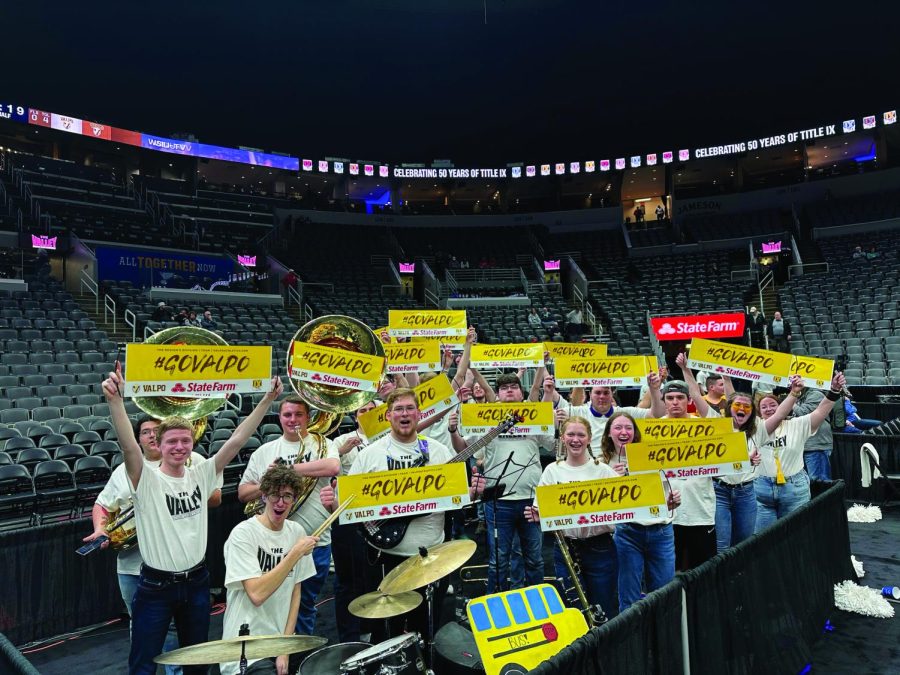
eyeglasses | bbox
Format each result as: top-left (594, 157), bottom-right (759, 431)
top-left (268, 493), bottom-right (296, 504)
top-left (731, 402), bottom-right (753, 412)
top-left (139, 429), bottom-right (157, 436)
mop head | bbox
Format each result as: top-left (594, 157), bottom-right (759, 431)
top-left (851, 555), bottom-right (865, 578)
top-left (834, 581), bottom-right (894, 619)
top-left (847, 504), bottom-right (883, 523)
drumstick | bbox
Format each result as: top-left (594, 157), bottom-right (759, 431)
top-left (312, 494), bottom-right (356, 537)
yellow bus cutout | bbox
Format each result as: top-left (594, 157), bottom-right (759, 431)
top-left (466, 584), bottom-right (588, 675)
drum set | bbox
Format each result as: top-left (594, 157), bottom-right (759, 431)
top-left (154, 540), bottom-right (477, 674)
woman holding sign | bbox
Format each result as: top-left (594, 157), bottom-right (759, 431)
top-left (596, 412), bottom-right (681, 613)
top-left (754, 371), bottom-right (846, 531)
top-left (525, 416), bottom-right (621, 619)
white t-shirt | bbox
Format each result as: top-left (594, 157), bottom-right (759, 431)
top-left (468, 433), bottom-right (555, 501)
top-left (537, 460), bottom-right (619, 538)
top-left (220, 518), bottom-right (316, 675)
top-left (347, 434), bottom-right (454, 557)
top-left (332, 429), bottom-right (370, 475)
top-left (567, 405), bottom-right (651, 455)
top-left (716, 419), bottom-right (768, 486)
top-left (129, 459), bottom-right (219, 571)
top-left (758, 415), bottom-right (812, 478)
top-left (422, 413), bottom-right (453, 454)
top-left (100, 454), bottom-right (220, 574)
top-left (240, 435), bottom-right (339, 547)
top-left (663, 412), bottom-right (716, 527)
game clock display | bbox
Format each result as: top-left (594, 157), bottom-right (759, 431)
top-left (0, 103), bottom-right (28, 123)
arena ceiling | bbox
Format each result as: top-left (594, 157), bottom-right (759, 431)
top-left (3, 1), bottom-right (899, 166)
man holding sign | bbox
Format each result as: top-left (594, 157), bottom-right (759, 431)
top-left (321, 387), bottom-right (463, 642)
top-left (238, 396), bottom-right (340, 636)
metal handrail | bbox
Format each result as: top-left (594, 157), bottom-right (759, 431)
top-left (424, 287), bottom-right (440, 308)
top-left (103, 294), bottom-right (117, 332)
top-left (144, 324), bottom-right (156, 341)
top-left (287, 284), bottom-right (302, 310)
top-left (573, 285), bottom-right (585, 310)
top-left (303, 303), bottom-right (314, 323)
top-left (124, 308), bottom-right (138, 342)
top-left (80, 271), bottom-right (100, 313)
top-left (788, 262), bottom-right (829, 279)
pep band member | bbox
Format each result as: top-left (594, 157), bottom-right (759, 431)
top-left (599, 412), bottom-right (681, 613)
top-left (103, 363), bottom-right (282, 675)
top-left (220, 465), bottom-right (318, 675)
top-left (754, 372), bottom-right (846, 531)
top-left (525, 416), bottom-right (621, 619)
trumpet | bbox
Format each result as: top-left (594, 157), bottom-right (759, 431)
top-left (554, 532), bottom-right (606, 628)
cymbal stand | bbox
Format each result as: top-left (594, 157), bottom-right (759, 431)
top-left (425, 581), bottom-right (435, 669)
top-left (238, 623), bottom-right (249, 675)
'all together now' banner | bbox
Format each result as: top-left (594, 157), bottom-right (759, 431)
top-left (358, 374), bottom-right (458, 441)
top-left (289, 342), bottom-right (386, 392)
top-left (554, 356), bottom-right (650, 389)
top-left (337, 463), bottom-right (470, 524)
top-left (470, 343), bottom-right (544, 369)
top-left (461, 402), bottom-right (554, 436)
top-left (125, 344), bottom-right (272, 397)
top-left (388, 310), bottom-right (467, 338)
top-left (536, 472), bottom-right (667, 531)
top-left (624, 431), bottom-right (751, 479)
top-left (688, 338), bottom-right (834, 389)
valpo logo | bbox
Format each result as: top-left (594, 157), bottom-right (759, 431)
top-left (651, 313), bottom-right (745, 341)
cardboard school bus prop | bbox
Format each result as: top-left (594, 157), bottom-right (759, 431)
top-left (466, 584), bottom-right (588, 675)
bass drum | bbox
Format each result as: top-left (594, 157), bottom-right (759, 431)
top-left (297, 642), bottom-right (371, 674)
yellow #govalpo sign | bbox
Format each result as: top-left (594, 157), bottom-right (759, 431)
top-left (461, 402), bottom-right (554, 436)
top-left (790, 354), bottom-right (834, 391)
top-left (471, 343), bottom-right (544, 369)
top-left (636, 416), bottom-right (734, 441)
top-left (376, 326), bottom-right (465, 351)
top-left (290, 341), bottom-right (385, 393)
top-left (687, 338), bottom-right (792, 387)
top-left (554, 356), bottom-right (650, 389)
top-left (536, 472), bottom-right (666, 532)
top-left (125, 344), bottom-right (272, 398)
top-left (626, 431), bottom-right (750, 479)
top-left (358, 374), bottom-right (458, 442)
top-left (388, 309), bottom-right (467, 338)
top-left (337, 463), bottom-right (470, 524)
top-left (544, 342), bottom-right (608, 361)
top-left (383, 342), bottom-right (442, 374)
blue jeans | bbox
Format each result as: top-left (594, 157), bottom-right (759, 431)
top-left (713, 480), bottom-right (757, 553)
top-left (331, 523), bottom-right (366, 642)
top-left (755, 472), bottom-right (810, 532)
top-left (129, 567), bottom-right (210, 675)
top-left (118, 574), bottom-right (181, 675)
top-left (553, 534), bottom-right (618, 620)
top-left (483, 498), bottom-right (544, 593)
top-left (614, 522), bottom-right (675, 614)
top-left (844, 418), bottom-right (881, 432)
top-left (296, 544), bottom-right (331, 635)
top-left (803, 450), bottom-right (831, 481)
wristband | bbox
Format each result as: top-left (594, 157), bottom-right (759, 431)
top-left (790, 390), bottom-right (802, 398)
top-left (448, 426), bottom-right (458, 434)
top-left (825, 390), bottom-right (840, 401)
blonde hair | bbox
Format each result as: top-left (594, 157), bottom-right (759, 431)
top-left (558, 416), bottom-right (599, 465)
top-left (386, 387), bottom-right (418, 410)
top-left (155, 416), bottom-right (194, 444)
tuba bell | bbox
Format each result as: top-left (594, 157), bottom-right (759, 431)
top-left (243, 315), bottom-right (383, 519)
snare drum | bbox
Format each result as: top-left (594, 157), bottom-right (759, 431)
top-left (298, 642), bottom-right (371, 674)
top-left (339, 633), bottom-right (425, 675)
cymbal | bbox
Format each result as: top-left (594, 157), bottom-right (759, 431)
top-left (348, 590), bottom-right (423, 619)
top-left (379, 540), bottom-right (477, 595)
top-left (154, 634), bottom-right (327, 665)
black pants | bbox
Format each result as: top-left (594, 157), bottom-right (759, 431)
top-left (331, 522), bottom-right (369, 642)
top-left (365, 548), bottom-right (449, 646)
top-left (673, 524), bottom-right (717, 571)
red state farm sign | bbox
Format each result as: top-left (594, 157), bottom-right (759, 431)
top-left (650, 313), bottom-right (745, 341)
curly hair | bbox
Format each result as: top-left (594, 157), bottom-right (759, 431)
top-left (259, 464), bottom-right (304, 500)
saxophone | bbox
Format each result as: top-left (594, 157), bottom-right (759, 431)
top-left (554, 532), bottom-right (606, 628)
top-left (243, 434), bottom-right (329, 518)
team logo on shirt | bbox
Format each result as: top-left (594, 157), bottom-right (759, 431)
top-left (387, 455), bottom-right (422, 471)
top-left (257, 546), bottom-right (287, 573)
top-left (649, 505), bottom-right (660, 517)
top-left (166, 486), bottom-right (202, 520)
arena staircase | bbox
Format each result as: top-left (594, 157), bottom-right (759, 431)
top-left (74, 290), bottom-right (135, 347)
